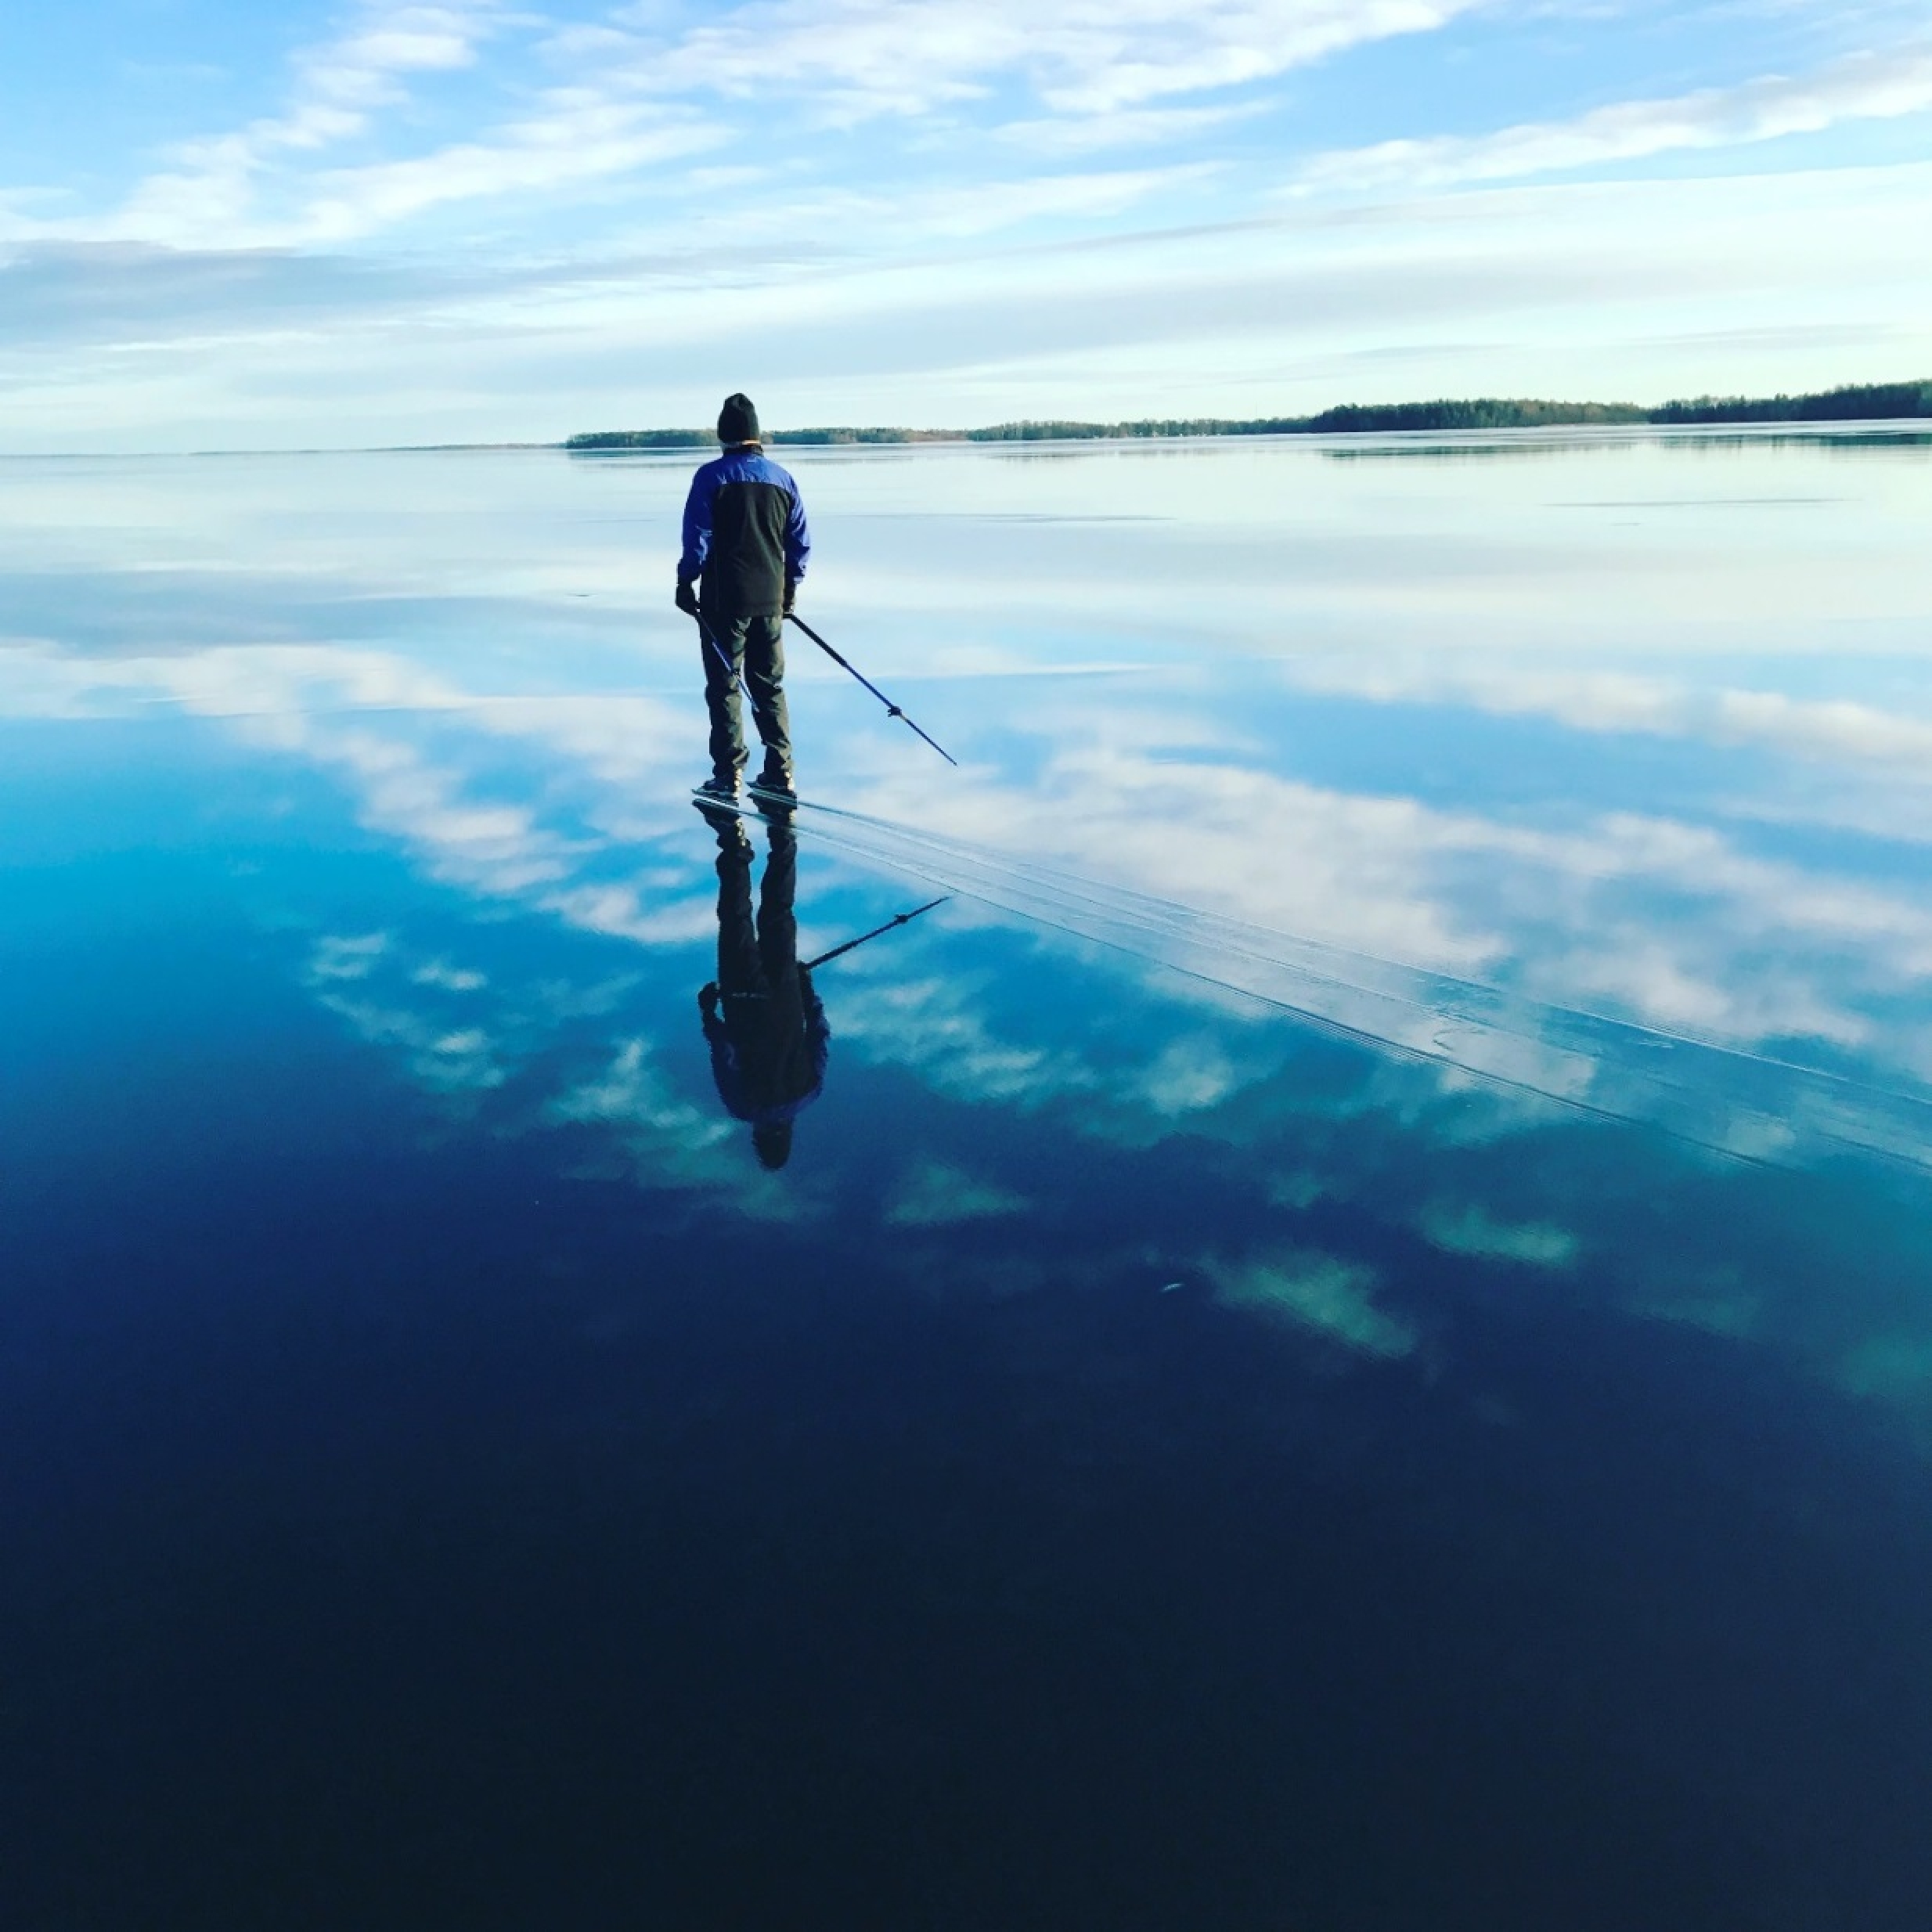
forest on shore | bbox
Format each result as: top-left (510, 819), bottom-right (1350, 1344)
top-left (565, 378), bottom-right (1932, 450)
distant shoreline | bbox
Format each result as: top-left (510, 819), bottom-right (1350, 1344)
top-left (567, 378), bottom-right (1932, 451)
top-left (4, 380), bottom-right (1927, 460)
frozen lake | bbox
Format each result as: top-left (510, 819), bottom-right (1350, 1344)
top-left (5, 430), bottom-right (1931, 1929)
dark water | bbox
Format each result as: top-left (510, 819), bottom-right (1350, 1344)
top-left (4, 434), bottom-right (1931, 1930)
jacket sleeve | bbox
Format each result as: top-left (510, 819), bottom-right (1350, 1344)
top-left (679, 465), bottom-right (716, 586)
top-left (784, 481), bottom-right (810, 583)
top-left (705, 1025), bottom-right (751, 1119)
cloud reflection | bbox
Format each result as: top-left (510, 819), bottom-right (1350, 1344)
top-left (3, 438), bottom-right (1930, 1188)
top-left (10, 430), bottom-right (1932, 1435)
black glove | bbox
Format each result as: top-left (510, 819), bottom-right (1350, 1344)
top-left (782, 578), bottom-right (797, 616)
top-left (675, 579), bottom-right (699, 617)
top-left (698, 981), bottom-right (719, 1017)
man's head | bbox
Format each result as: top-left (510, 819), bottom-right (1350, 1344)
top-left (718, 393), bottom-right (760, 446)
top-left (752, 1119), bottom-right (792, 1170)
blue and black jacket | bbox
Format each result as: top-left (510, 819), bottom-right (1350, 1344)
top-left (679, 446), bottom-right (810, 619)
top-left (703, 971), bottom-right (829, 1126)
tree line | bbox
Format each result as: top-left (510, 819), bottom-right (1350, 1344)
top-left (564, 379), bottom-right (1932, 450)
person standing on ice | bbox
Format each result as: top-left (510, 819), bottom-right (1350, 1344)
top-left (676, 393), bottom-right (811, 806)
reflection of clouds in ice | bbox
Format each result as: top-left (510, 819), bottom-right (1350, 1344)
top-left (15, 615), bottom-right (1932, 1162)
top-left (1716, 690), bottom-right (1932, 776)
top-left (848, 743), bottom-right (1501, 972)
top-left (838, 970), bottom-right (1097, 1106)
top-left (1205, 1249), bottom-right (1416, 1359)
top-left (540, 882), bottom-right (718, 947)
top-left (298, 925), bottom-right (809, 1214)
top-left (225, 647), bottom-right (1931, 1171)
top-left (547, 1038), bottom-right (714, 1141)
top-left (248, 715), bottom-right (582, 894)
top-left (6, 458), bottom-right (1932, 1158)
top-left (829, 725), bottom-right (1932, 1110)
top-left (311, 932), bottom-right (391, 982)
top-left (1420, 1202), bottom-right (1578, 1270)
top-left (1627, 1242), bottom-right (1932, 1424)
top-left (1835, 1335), bottom-right (1932, 1409)
top-left (1285, 651), bottom-right (1932, 790)
top-left (312, 993), bottom-right (507, 1096)
top-left (13, 446), bottom-right (1932, 1454)
top-left (411, 958), bottom-right (487, 993)
top-left (3, 639), bottom-right (727, 952)
top-left (1536, 933), bottom-right (1869, 1049)
top-left (1137, 1035), bottom-right (1247, 1115)
top-left (548, 1038), bottom-right (826, 1223)
top-left (303, 932), bottom-right (528, 1101)
top-left (783, 787), bottom-right (1932, 1164)
top-left (1631, 1267), bottom-right (1761, 1340)
top-left (884, 1159), bottom-right (1030, 1228)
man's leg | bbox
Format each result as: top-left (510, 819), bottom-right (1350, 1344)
top-left (700, 613), bottom-right (750, 787)
top-left (714, 820), bottom-right (762, 997)
top-left (755, 820), bottom-right (799, 978)
top-left (741, 615), bottom-right (793, 786)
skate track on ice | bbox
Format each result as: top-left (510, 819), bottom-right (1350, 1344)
top-left (763, 798), bottom-right (1932, 1176)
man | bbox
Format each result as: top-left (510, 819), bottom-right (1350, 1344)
top-left (676, 392), bottom-right (811, 806)
top-left (697, 807), bottom-right (828, 1170)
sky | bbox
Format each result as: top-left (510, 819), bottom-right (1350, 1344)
top-left (1, 0), bottom-right (1929, 449)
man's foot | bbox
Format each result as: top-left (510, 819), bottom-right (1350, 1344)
top-left (694, 774), bottom-right (741, 807)
top-left (748, 765), bottom-right (796, 808)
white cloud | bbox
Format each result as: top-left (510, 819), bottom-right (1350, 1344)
top-left (993, 101), bottom-right (1271, 156)
top-left (7, 148), bottom-right (1932, 445)
top-left (290, 101), bottom-right (726, 244)
top-left (1293, 41), bottom-right (1932, 193)
top-left (628, 0), bottom-right (1478, 124)
top-left (117, 2), bottom-right (500, 244)
top-left (16, 0), bottom-right (1479, 252)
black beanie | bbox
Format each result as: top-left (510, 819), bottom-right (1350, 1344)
top-left (718, 393), bottom-right (760, 444)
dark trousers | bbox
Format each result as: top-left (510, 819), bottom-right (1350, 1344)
top-left (716, 822), bottom-right (799, 1004)
top-left (714, 825), bottom-right (812, 1112)
top-left (701, 611), bottom-right (791, 785)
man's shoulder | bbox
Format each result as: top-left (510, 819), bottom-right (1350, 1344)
top-left (697, 447), bottom-right (802, 497)
top-left (730, 449), bottom-right (801, 494)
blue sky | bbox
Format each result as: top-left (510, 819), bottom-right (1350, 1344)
top-left (2, 0), bottom-right (1929, 448)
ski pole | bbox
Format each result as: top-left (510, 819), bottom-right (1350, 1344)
top-left (785, 613), bottom-right (958, 767)
top-left (804, 897), bottom-right (950, 971)
top-left (694, 615), bottom-right (759, 719)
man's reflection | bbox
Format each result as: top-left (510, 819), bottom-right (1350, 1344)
top-left (697, 806), bottom-right (828, 1169)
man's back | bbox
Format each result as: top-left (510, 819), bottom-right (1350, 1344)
top-left (682, 447), bottom-right (809, 618)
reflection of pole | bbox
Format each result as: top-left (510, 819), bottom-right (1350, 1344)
top-left (804, 897), bottom-right (949, 971)
top-left (785, 613), bottom-right (958, 766)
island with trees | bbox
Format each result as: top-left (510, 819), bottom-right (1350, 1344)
top-left (564, 378), bottom-right (1931, 451)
